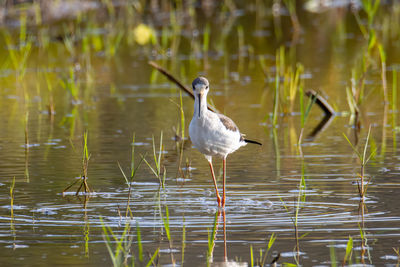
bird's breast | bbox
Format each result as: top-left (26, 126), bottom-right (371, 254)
top-left (189, 114), bottom-right (245, 157)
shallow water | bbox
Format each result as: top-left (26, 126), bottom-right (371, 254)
top-left (1, 1), bottom-right (400, 266)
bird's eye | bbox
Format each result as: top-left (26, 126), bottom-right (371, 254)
top-left (206, 86), bottom-right (209, 89)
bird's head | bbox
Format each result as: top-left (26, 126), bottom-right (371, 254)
top-left (192, 77), bottom-right (209, 97)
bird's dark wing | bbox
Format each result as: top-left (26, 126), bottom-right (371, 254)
top-left (217, 113), bottom-right (262, 145)
top-left (217, 113), bottom-right (239, 132)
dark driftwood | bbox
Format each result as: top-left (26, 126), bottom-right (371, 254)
top-left (148, 61), bottom-right (217, 113)
top-left (305, 89), bottom-right (336, 140)
top-left (305, 89), bottom-right (335, 116)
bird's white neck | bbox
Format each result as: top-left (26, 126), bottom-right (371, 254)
top-left (194, 93), bottom-right (208, 118)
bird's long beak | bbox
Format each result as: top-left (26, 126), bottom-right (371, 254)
top-left (197, 93), bottom-right (201, 118)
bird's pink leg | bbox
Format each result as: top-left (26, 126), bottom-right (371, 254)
top-left (222, 157), bottom-right (226, 208)
top-left (208, 160), bottom-right (221, 206)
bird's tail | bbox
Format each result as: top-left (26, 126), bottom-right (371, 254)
top-left (244, 139), bottom-right (262, 146)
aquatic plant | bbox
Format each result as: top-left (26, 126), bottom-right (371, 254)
top-left (270, 46), bottom-right (305, 126)
top-left (249, 233), bottom-right (278, 266)
top-left (80, 131), bottom-right (91, 194)
top-left (329, 243), bottom-right (337, 267)
top-left (9, 176), bottom-right (15, 218)
top-left (272, 49), bottom-right (280, 126)
top-left (178, 89), bottom-right (185, 143)
top-left (377, 43), bottom-right (388, 103)
top-left (63, 131), bottom-right (91, 195)
top-left (343, 126), bottom-right (376, 199)
top-left (160, 205), bottom-right (175, 265)
top-left (4, 13), bottom-right (33, 82)
top-left (361, 0), bottom-right (381, 30)
top-left (9, 176), bottom-right (16, 249)
top-left (280, 160), bottom-right (307, 265)
top-left (393, 247), bottom-right (400, 266)
top-left (142, 132), bottom-right (166, 189)
top-left (170, 91), bottom-right (186, 142)
top-left (343, 236), bottom-right (353, 266)
top-left (170, 90), bottom-right (188, 179)
top-left (43, 71), bottom-right (55, 116)
top-left (181, 216), bottom-right (186, 265)
top-left (104, 22), bottom-right (124, 59)
top-left (207, 211), bottom-right (219, 265)
top-left (100, 218), bottom-right (159, 267)
top-left (118, 134), bottom-right (145, 217)
top-left (392, 70), bottom-right (398, 150)
top-left (60, 67), bottom-right (80, 104)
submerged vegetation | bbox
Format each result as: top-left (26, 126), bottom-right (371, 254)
top-left (0, 0), bottom-right (400, 266)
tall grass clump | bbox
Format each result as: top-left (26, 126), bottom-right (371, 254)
top-left (280, 161), bottom-right (308, 265)
top-left (101, 218), bottom-right (159, 267)
top-left (4, 12), bottom-right (33, 82)
top-left (353, 0), bottom-right (389, 105)
top-left (63, 131), bottom-right (91, 195)
top-left (343, 126), bottom-right (376, 199)
top-left (60, 67), bottom-right (80, 104)
top-left (118, 134), bottom-right (145, 217)
top-left (170, 91), bottom-right (188, 179)
top-left (170, 90), bottom-right (186, 142)
top-left (270, 46), bottom-right (304, 126)
top-left (250, 233), bottom-right (278, 266)
top-left (143, 132), bottom-right (166, 189)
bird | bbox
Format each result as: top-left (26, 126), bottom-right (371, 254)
top-left (189, 77), bottom-right (261, 208)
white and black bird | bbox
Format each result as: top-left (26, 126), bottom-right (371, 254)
top-left (189, 77), bottom-right (261, 207)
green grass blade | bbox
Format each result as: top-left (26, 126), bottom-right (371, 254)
top-left (158, 131), bottom-right (163, 174)
top-left (344, 236), bottom-right (353, 264)
top-left (145, 248), bottom-right (160, 267)
top-left (363, 125), bottom-right (372, 165)
top-left (131, 154), bottom-right (146, 181)
top-left (160, 205), bottom-right (171, 241)
top-left (152, 135), bottom-right (158, 171)
top-left (131, 134), bottom-right (135, 178)
top-left (10, 176), bottom-right (15, 218)
top-left (208, 211), bottom-right (219, 253)
top-left (141, 155), bottom-right (158, 177)
top-left (118, 161), bottom-right (129, 185)
top-left (330, 243), bottom-right (337, 267)
top-left (342, 133), bottom-right (362, 159)
top-left (181, 217), bottom-right (186, 265)
top-left (179, 91), bottom-right (185, 140)
top-left (250, 245), bottom-right (254, 267)
top-left (136, 221), bottom-right (143, 261)
top-left (268, 233), bottom-right (277, 250)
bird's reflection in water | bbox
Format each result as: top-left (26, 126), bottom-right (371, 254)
top-left (208, 210), bottom-right (247, 267)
